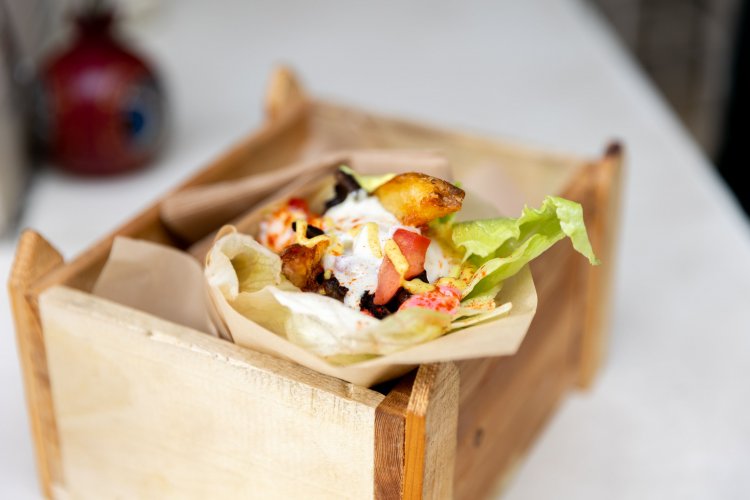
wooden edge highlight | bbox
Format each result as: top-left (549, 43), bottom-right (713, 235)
top-left (265, 66), bottom-right (307, 122)
top-left (402, 363), bottom-right (459, 499)
top-left (374, 374), bottom-right (413, 499)
top-left (558, 142), bottom-right (624, 389)
top-left (308, 100), bottom-right (587, 172)
top-left (8, 230), bottom-right (65, 498)
top-left (576, 142), bottom-right (624, 388)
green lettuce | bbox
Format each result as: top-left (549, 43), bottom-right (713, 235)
top-left (451, 196), bottom-right (599, 298)
top-left (206, 230), bottom-right (452, 362)
top-left (340, 165), bottom-right (396, 192)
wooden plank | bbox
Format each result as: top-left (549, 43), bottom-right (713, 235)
top-left (373, 375), bottom-right (412, 500)
top-left (402, 363), bottom-right (459, 500)
top-left (453, 247), bottom-right (582, 499)
top-left (7, 230), bottom-right (65, 499)
top-left (39, 286), bottom-right (385, 499)
top-left (11, 67), bottom-right (620, 500)
top-left (575, 144), bottom-right (624, 388)
top-left (308, 100), bottom-right (587, 207)
top-left (265, 65), bottom-right (307, 122)
top-left (450, 153), bottom-right (611, 499)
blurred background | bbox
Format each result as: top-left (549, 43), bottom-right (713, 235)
top-left (2, 0), bottom-right (750, 232)
top-left (592, 0), bottom-right (749, 214)
top-left (1, 1), bottom-right (749, 499)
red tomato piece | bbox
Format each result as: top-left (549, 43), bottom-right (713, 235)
top-left (287, 197), bottom-right (310, 213)
top-left (374, 257), bottom-right (402, 305)
top-left (393, 229), bottom-right (430, 279)
top-left (399, 284), bottom-right (461, 314)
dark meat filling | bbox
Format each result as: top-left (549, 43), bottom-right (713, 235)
top-left (315, 273), bottom-right (349, 302)
top-left (360, 288), bottom-right (413, 319)
top-left (324, 168), bottom-right (361, 210)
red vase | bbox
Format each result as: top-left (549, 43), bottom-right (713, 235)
top-left (37, 10), bottom-right (166, 175)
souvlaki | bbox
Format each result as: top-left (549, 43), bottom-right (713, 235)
top-left (205, 166), bottom-right (599, 364)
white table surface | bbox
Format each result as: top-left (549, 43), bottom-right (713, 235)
top-left (2, 0), bottom-right (750, 498)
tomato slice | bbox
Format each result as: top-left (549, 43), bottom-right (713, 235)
top-left (392, 229), bottom-right (430, 279)
top-left (373, 229), bottom-right (432, 305)
top-left (374, 257), bottom-right (402, 305)
top-left (287, 197), bottom-right (310, 213)
top-left (399, 284), bottom-right (461, 314)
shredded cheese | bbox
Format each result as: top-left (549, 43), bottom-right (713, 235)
top-left (384, 239), bottom-right (409, 276)
top-left (366, 222), bottom-right (383, 258)
top-left (294, 220), bottom-right (330, 248)
top-left (437, 267), bottom-right (475, 291)
top-left (403, 279), bottom-right (435, 295)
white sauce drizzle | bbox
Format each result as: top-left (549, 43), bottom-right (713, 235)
top-left (322, 190), bottom-right (451, 308)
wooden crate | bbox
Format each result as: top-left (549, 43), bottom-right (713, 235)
top-left (8, 68), bottom-right (622, 499)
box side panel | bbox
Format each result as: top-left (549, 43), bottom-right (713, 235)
top-left (453, 242), bottom-right (584, 500)
top-left (39, 287), bottom-right (383, 500)
top-left (374, 378), bottom-right (410, 500)
top-left (308, 101), bottom-right (586, 212)
top-left (571, 149), bottom-right (623, 387)
top-left (452, 156), bottom-right (612, 499)
top-left (8, 231), bottom-right (65, 498)
top-left (403, 363), bottom-right (459, 500)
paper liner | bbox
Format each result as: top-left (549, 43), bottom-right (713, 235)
top-left (93, 150), bottom-right (539, 387)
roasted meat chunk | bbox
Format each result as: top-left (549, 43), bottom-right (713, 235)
top-left (373, 172), bottom-right (464, 226)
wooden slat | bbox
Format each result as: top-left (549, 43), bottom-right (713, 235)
top-left (265, 65), bottom-right (308, 122)
top-left (39, 286), bottom-right (385, 499)
top-left (402, 363), bottom-right (459, 500)
top-left (307, 100), bottom-right (586, 207)
top-left (451, 157), bottom-right (604, 499)
top-left (10, 66), bottom-right (622, 500)
top-left (374, 375), bottom-right (413, 499)
top-left (453, 249), bottom-right (583, 499)
top-left (575, 144), bottom-right (624, 387)
top-left (8, 230), bottom-right (65, 498)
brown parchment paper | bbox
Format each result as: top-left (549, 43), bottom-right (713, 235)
top-left (209, 265), bottom-right (535, 386)
top-left (93, 150), bottom-right (538, 387)
top-left (93, 238), bottom-right (219, 337)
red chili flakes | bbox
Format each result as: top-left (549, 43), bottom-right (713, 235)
top-left (260, 198), bottom-right (321, 253)
top-left (398, 284), bottom-right (461, 315)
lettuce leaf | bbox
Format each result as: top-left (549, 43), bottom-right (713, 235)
top-left (206, 230), bottom-right (452, 361)
top-left (340, 165), bottom-right (396, 192)
top-left (452, 196), bottom-right (599, 298)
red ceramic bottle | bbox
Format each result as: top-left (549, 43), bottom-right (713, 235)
top-left (37, 9), bottom-right (166, 175)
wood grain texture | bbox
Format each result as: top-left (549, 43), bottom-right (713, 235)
top-left (307, 100), bottom-right (585, 209)
top-left (453, 247), bottom-right (584, 500)
top-left (374, 375), bottom-right (413, 500)
top-left (451, 155), bottom-right (617, 499)
top-left (11, 67), bottom-right (622, 499)
top-left (403, 363), bottom-right (459, 500)
top-left (39, 286), bottom-right (384, 500)
top-left (575, 145), bottom-right (624, 388)
top-left (265, 65), bottom-right (307, 122)
top-left (8, 230), bottom-right (65, 499)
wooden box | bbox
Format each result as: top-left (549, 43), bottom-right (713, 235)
top-left (9, 69), bottom-right (622, 499)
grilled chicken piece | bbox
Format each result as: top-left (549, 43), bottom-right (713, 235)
top-left (280, 241), bottom-right (328, 290)
top-left (374, 172), bottom-right (465, 227)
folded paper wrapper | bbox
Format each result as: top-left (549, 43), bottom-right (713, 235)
top-left (93, 150), bottom-right (538, 387)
